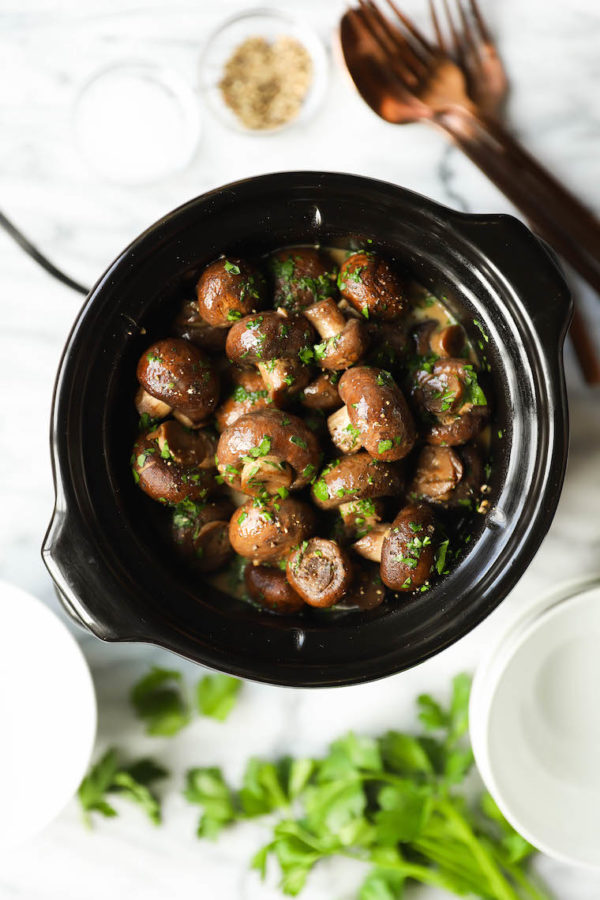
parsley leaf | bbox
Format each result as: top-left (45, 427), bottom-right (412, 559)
top-left (78, 748), bottom-right (168, 827)
top-left (196, 673), bottom-right (242, 722)
top-left (224, 260), bottom-right (241, 275)
top-left (130, 667), bottom-right (191, 736)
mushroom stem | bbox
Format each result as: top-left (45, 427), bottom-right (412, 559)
top-left (135, 387), bottom-right (172, 421)
top-left (240, 455), bottom-right (294, 494)
top-left (257, 359), bottom-right (310, 406)
top-left (173, 410), bottom-right (207, 430)
top-left (286, 538), bottom-right (354, 608)
top-left (303, 297), bottom-right (347, 339)
top-left (327, 405), bottom-right (360, 454)
top-left (352, 524), bottom-right (391, 562)
top-left (152, 421), bottom-right (217, 468)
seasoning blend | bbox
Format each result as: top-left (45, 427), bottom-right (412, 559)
top-left (219, 35), bottom-right (313, 131)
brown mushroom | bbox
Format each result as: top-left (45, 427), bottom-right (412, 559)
top-left (136, 338), bottom-right (220, 428)
top-left (311, 452), bottom-right (402, 509)
top-left (414, 358), bottom-right (489, 446)
top-left (214, 367), bottom-right (271, 431)
top-left (135, 386), bottom-right (172, 422)
top-left (150, 420), bottom-right (217, 469)
top-left (408, 445), bottom-right (464, 505)
top-left (216, 408), bottom-right (321, 497)
top-left (338, 497), bottom-right (387, 542)
top-left (229, 497), bottom-right (316, 562)
top-left (172, 298), bottom-right (228, 352)
top-left (380, 503), bottom-right (437, 591)
top-left (225, 310), bottom-right (315, 405)
top-left (270, 247), bottom-right (337, 312)
top-left (286, 538), bottom-right (353, 608)
top-left (338, 252), bottom-right (406, 321)
top-left (244, 564), bottom-right (305, 614)
top-left (303, 297), bottom-right (369, 370)
top-left (365, 320), bottom-right (409, 370)
top-left (196, 258), bottom-right (266, 328)
top-left (413, 321), bottom-right (466, 358)
top-left (172, 499), bottom-right (233, 572)
top-left (131, 429), bottom-right (216, 505)
top-left (328, 367), bottom-right (416, 460)
top-left (300, 373), bottom-right (341, 411)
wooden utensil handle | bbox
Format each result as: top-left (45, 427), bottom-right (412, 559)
top-left (439, 111), bottom-right (600, 297)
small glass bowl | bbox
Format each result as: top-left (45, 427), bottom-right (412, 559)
top-left (199, 7), bottom-right (329, 135)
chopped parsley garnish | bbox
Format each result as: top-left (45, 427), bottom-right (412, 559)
top-left (146, 352), bottom-right (162, 363)
top-left (298, 346), bottom-right (314, 364)
top-left (435, 538), bottom-right (450, 575)
top-left (224, 261), bottom-right (241, 275)
top-left (312, 480), bottom-right (329, 502)
top-left (473, 318), bottom-right (489, 342)
top-left (237, 511), bottom-right (248, 525)
top-left (377, 439), bottom-right (393, 453)
top-left (227, 309), bottom-right (242, 322)
top-left (290, 435), bottom-right (307, 450)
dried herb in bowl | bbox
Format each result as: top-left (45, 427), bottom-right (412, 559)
top-left (219, 36), bottom-right (313, 130)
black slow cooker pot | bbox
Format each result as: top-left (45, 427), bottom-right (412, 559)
top-left (42, 172), bottom-right (572, 687)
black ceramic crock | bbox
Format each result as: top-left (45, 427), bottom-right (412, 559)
top-left (42, 172), bottom-right (572, 687)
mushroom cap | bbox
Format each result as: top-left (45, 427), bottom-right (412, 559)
top-left (408, 445), bottom-right (464, 505)
top-left (311, 452), bottom-right (402, 509)
top-left (315, 317), bottom-right (370, 370)
top-left (215, 367), bottom-right (271, 431)
top-left (172, 298), bottom-right (228, 352)
top-left (216, 408), bottom-right (322, 495)
top-left (338, 367), bottom-right (416, 461)
top-left (244, 564), bottom-right (305, 614)
top-left (427, 407), bottom-right (489, 446)
top-left (136, 338), bottom-right (220, 425)
top-left (172, 499), bottom-right (233, 572)
top-left (301, 373), bottom-right (341, 411)
top-left (196, 258), bottom-right (266, 327)
top-left (339, 252), bottom-right (406, 321)
top-left (380, 503), bottom-right (436, 591)
top-left (131, 431), bottom-right (216, 505)
top-left (269, 247), bottom-right (338, 311)
top-left (229, 497), bottom-right (316, 562)
top-left (286, 538), bottom-right (353, 608)
top-left (225, 310), bottom-right (315, 365)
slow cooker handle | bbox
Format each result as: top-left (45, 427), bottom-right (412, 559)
top-left (450, 212), bottom-right (573, 346)
top-left (42, 505), bottom-right (152, 643)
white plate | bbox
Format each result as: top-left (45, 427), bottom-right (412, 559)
top-left (471, 579), bottom-right (600, 869)
top-left (0, 582), bottom-right (96, 847)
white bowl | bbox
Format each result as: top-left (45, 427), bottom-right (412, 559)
top-left (0, 582), bottom-right (96, 847)
top-left (470, 578), bottom-right (600, 869)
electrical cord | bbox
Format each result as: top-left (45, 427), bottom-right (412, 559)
top-left (0, 209), bottom-right (90, 296)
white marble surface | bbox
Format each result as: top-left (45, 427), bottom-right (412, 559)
top-left (1, 0), bottom-right (600, 897)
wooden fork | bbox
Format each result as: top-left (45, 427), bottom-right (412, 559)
top-left (345, 1), bottom-right (600, 303)
top-left (427, 0), bottom-right (600, 382)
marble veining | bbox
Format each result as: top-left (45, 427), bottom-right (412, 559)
top-left (0, 0), bottom-right (599, 896)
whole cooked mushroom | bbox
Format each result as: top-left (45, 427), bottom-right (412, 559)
top-left (311, 452), bottom-right (402, 509)
top-left (380, 503), bottom-right (437, 591)
top-left (300, 372), bottom-right (341, 411)
top-left (172, 499), bottom-right (233, 572)
top-left (413, 321), bottom-right (466, 358)
top-left (229, 497), bottom-right (316, 562)
top-left (269, 247), bottom-right (337, 311)
top-left (352, 502), bottom-right (437, 591)
top-left (303, 297), bottom-right (369, 370)
top-left (215, 367), bottom-right (271, 431)
top-left (172, 298), bottom-right (228, 352)
top-left (286, 538), bottom-right (353, 608)
top-left (136, 338), bottom-right (220, 428)
top-left (338, 251), bottom-right (406, 321)
top-left (328, 367), bottom-right (416, 460)
top-left (131, 425), bottom-right (216, 505)
top-left (196, 257), bottom-right (266, 327)
top-left (216, 408), bottom-right (321, 497)
top-left (244, 564), bottom-right (305, 614)
top-left (413, 358), bottom-right (489, 446)
top-left (409, 444), bottom-right (483, 509)
top-left (150, 420), bottom-right (217, 469)
top-left (225, 310), bottom-right (316, 405)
